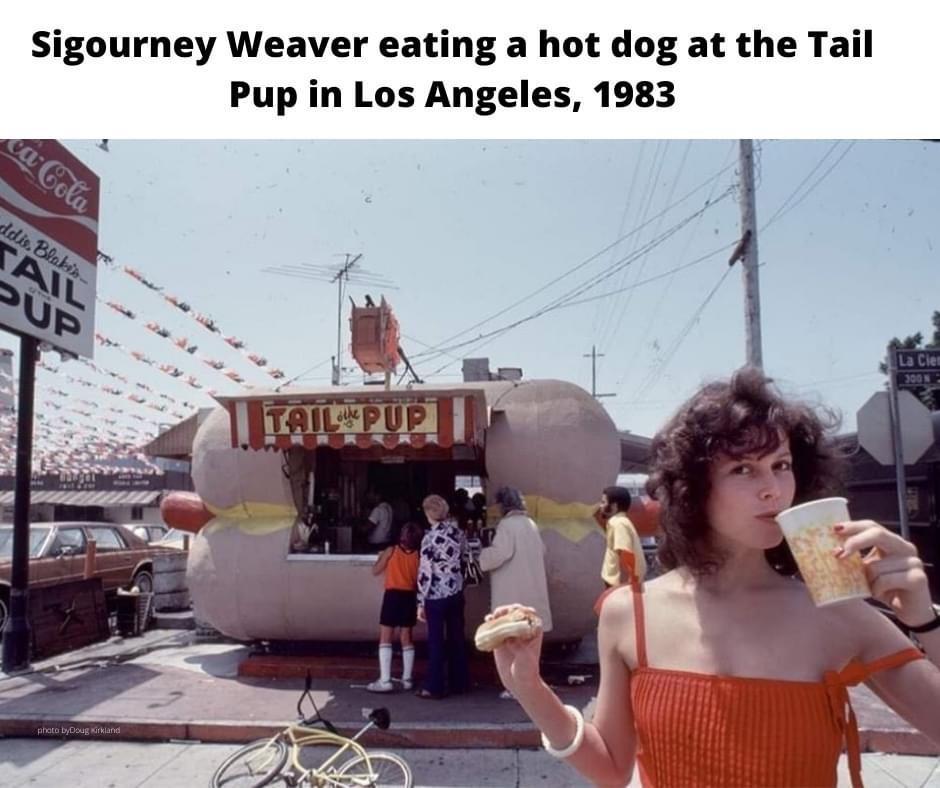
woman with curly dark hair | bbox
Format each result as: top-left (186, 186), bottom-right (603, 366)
top-left (487, 367), bottom-right (940, 787)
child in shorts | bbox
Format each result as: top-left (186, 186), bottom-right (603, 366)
top-left (367, 521), bottom-right (423, 692)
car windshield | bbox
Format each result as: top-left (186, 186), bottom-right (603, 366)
top-left (0, 526), bottom-right (52, 558)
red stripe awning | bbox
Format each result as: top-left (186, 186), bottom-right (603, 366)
top-left (226, 394), bottom-right (482, 451)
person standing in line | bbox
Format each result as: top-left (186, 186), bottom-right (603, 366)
top-left (452, 487), bottom-right (472, 532)
top-left (478, 486), bottom-right (554, 695)
top-left (416, 494), bottom-right (469, 699)
top-left (597, 486), bottom-right (647, 589)
top-left (367, 522), bottom-right (423, 693)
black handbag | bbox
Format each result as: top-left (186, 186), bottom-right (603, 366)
top-left (462, 555), bottom-right (484, 587)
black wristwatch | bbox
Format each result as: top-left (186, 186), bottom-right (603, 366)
top-left (906, 609), bottom-right (940, 634)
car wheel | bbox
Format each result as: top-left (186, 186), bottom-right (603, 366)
top-left (0, 591), bottom-right (8, 635)
top-left (132, 570), bottom-right (154, 594)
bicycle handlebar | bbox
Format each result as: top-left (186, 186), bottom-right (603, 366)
top-left (297, 671), bottom-right (391, 734)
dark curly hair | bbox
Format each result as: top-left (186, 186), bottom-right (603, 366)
top-left (646, 366), bottom-right (844, 576)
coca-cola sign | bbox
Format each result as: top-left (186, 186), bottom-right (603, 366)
top-left (0, 140), bottom-right (93, 216)
top-left (0, 140), bottom-right (99, 358)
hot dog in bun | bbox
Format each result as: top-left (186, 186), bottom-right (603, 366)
top-left (474, 606), bottom-right (543, 652)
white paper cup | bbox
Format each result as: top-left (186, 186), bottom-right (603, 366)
top-left (775, 497), bottom-right (871, 606)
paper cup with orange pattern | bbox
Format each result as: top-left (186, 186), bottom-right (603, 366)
top-left (775, 497), bottom-right (871, 606)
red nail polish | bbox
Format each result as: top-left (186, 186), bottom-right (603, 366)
top-left (833, 524), bottom-right (844, 532)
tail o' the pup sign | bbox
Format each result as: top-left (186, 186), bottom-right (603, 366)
top-left (0, 139), bottom-right (99, 358)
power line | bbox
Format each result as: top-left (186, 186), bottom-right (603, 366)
top-left (591, 140), bottom-right (647, 339)
top-left (761, 142), bottom-right (856, 231)
top-left (557, 243), bottom-right (734, 310)
top-left (630, 266), bottom-right (735, 402)
top-left (617, 141), bottom-right (737, 386)
top-left (594, 141), bottom-right (668, 350)
top-left (410, 160), bottom-right (740, 363)
top-left (598, 140), bottom-right (693, 361)
top-left (417, 241), bottom-right (735, 381)
top-left (412, 194), bottom-right (733, 371)
top-left (274, 356), bottom-right (334, 391)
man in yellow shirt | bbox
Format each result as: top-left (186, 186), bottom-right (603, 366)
top-left (597, 486), bottom-right (647, 588)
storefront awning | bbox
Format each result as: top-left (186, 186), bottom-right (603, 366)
top-left (143, 408), bottom-right (214, 459)
top-left (0, 490), bottom-right (163, 506)
top-left (219, 390), bottom-right (493, 451)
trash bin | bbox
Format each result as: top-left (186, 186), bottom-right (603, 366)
top-left (115, 591), bottom-right (154, 637)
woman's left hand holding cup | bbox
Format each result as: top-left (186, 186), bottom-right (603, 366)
top-left (835, 520), bottom-right (935, 627)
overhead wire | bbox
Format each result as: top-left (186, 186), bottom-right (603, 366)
top-left (591, 140), bottom-right (647, 339)
top-left (417, 235), bottom-right (736, 381)
top-left (593, 141), bottom-right (667, 351)
top-left (630, 265), bottom-right (736, 402)
top-left (409, 159), bottom-right (740, 364)
top-left (761, 141), bottom-right (855, 231)
top-left (621, 139), bottom-right (854, 409)
top-left (412, 192), bottom-right (733, 373)
top-left (617, 141), bottom-right (737, 386)
top-left (597, 140), bottom-right (693, 363)
top-left (556, 242), bottom-right (735, 311)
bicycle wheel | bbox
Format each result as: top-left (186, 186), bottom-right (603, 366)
top-left (211, 737), bottom-right (289, 788)
top-left (335, 751), bottom-right (413, 787)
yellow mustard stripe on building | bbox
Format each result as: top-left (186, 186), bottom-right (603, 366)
top-left (204, 501), bottom-right (297, 520)
top-left (201, 495), bottom-right (593, 541)
top-left (488, 495), bottom-right (596, 543)
top-left (203, 515), bottom-right (296, 535)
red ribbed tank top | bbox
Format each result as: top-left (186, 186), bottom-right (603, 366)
top-left (615, 582), bottom-right (923, 788)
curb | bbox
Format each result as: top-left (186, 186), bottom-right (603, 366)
top-left (0, 716), bottom-right (936, 754)
top-left (237, 653), bottom-right (596, 685)
top-left (0, 716), bottom-right (540, 749)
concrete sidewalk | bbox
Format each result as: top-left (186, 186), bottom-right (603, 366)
top-left (1, 739), bottom-right (938, 787)
top-left (0, 628), bottom-right (937, 756)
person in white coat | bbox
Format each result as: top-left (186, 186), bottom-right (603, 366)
top-left (478, 486), bottom-right (553, 635)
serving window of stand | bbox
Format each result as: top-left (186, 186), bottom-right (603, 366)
top-left (232, 391), bottom-right (485, 559)
top-left (288, 441), bottom-right (484, 557)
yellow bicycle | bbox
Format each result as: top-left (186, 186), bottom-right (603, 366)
top-left (211, 674), bottom-right (413, 787)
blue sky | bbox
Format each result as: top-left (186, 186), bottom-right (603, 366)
top-left (2, 139), bottom-right (937, 461)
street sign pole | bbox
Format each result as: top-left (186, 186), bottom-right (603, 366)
top-left (1, 140), bottom-right (100, 673)
top-left (1, 335), bottom-right (37, 673)
top-left (886, 345), bottom-right (910, 540)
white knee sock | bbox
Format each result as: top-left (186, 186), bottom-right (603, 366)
top-left (379, 644), bottom-right (392, 683)
top-left (402, 646), bottom-right (415, 681)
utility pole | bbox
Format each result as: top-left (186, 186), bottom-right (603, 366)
top-left (331, 253), bottom-right (362, 386)
top-left (583, 345), bottom-right (616, 399)
top-left (734, 139), bottom-right (763, 369)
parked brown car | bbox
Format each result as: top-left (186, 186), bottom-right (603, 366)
top-left (0, 522), bottom-right (176, 632)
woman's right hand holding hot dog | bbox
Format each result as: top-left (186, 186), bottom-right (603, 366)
top-left (489, 604), bottom-right (545, 696)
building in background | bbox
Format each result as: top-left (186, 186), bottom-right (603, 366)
top-left (0, 467), bottom-right (193, 525)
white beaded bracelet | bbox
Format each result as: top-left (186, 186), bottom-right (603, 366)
top-left (540, 704), bottom-right (585, 759)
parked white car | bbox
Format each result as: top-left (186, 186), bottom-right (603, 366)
top-left (156, 528), bottom-right (192, 550)
top-left (128, 524), bottom-right (169, 544)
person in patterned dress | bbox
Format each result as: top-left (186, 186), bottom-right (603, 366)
top-left (416, 494), bottom-right (470, 698)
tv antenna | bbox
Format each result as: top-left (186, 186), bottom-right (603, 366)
top-left (264, 254), bottom-right (398, 385)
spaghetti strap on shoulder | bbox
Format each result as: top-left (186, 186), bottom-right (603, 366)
top-left (835, 646), bottom-right (925, 686)
top-left (591, 581), bottom-right (648, 668)
top-left (862, 647), bottom-right (924, 677)
top-left (828, 646), bottom-right (924, 688)
top-left (631, 578), bottom-right (648, 669)
top-left (821, 646), bottom-right (924, 788)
